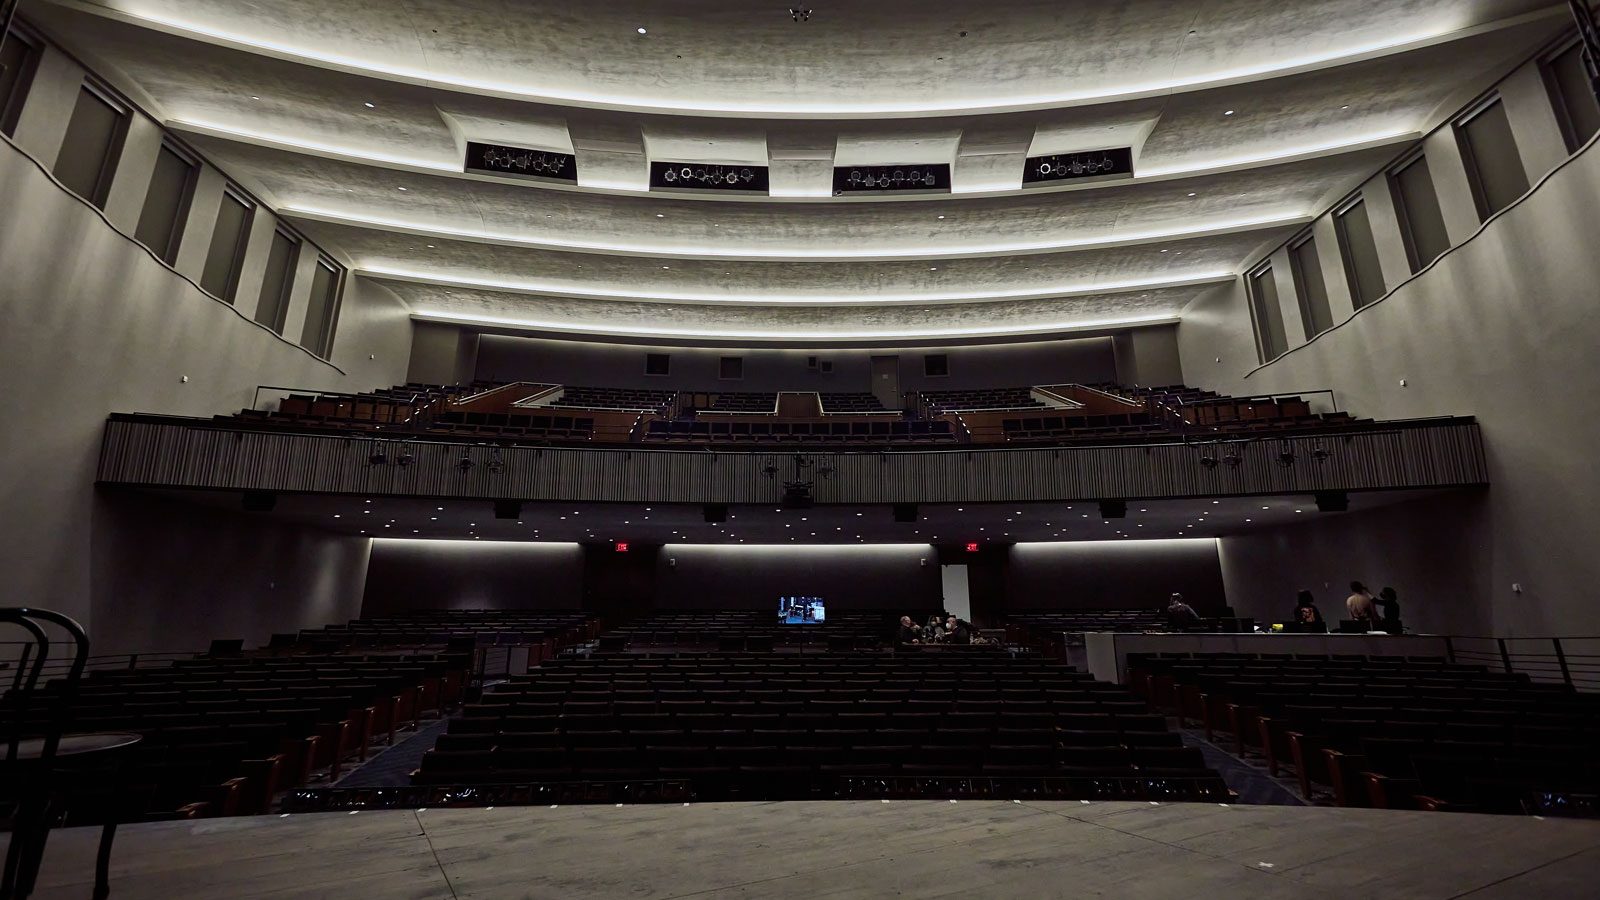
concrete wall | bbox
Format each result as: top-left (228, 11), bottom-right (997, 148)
top-left (0, 41), bottom-right (412, 647)
top-left (1177, 48), bottom-right (1600, 637)
top-left (1003, 540), bottom-right (1226, 613)
top-left (1217, 492), bottom-right (1490, 634)
top-left (470, 333), bottom-right (1119, 395)
top-left (362, 540), bottom-right (585, 615)
top-left (90, 491), bottom-right (372, 655)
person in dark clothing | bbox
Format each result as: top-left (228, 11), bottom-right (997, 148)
top-left (1293, 590), bottom-right (1325, 625)
top-left (897, 615), bottom-right (922, 644)
top-left (1376, 587), bottom-right (1402, 632)
top-left (944, 616), bottom-right (972, 645)
top-left (1166, 593), bottom-right (1201, 630)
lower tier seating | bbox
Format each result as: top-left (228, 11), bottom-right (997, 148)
top-left (412, 651), bottom-right (1223, 800)
top-left (1128, 652), bottom-right (1600, 814)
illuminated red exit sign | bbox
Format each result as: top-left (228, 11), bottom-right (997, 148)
top-left (965, 542), bottom-right (980, 552)
top-left (615, 542), bottom-right (629, 552)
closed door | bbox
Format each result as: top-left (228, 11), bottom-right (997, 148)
top-left (870, 355), bottom-right (900, 410)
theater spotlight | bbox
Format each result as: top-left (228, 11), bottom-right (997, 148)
top-left (456, 454), bottom-right (475, 473)
top-left (367, 440), bottom-right (388, 466)
top-left (1199, 454), bottom-right (1218, 469)
top-left (488, 448), bottom-right (506, 474)
top-left (1221, 453), bottom-right (1243, 469)
top-left (663, 169), bottom-right (677, 182)
top-left (1311, 447), bottom-right (1331, 463)
top-left (1276, 448), bottom-right (1296, 468)
top-left (395, 444), bottom-right (416, 467)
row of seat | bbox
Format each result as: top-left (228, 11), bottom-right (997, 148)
top-left (1130, 653), bottom-right (1599, 815)
top-left (643, 418), bottom-right (956, 442)
top-left (921, 387), bottom-right (1041, 411)
top-left (819, 392), bottom-right (889, 413)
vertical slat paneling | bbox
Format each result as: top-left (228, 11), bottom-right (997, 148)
top-left (97, 419), bottom-right (1490, 503)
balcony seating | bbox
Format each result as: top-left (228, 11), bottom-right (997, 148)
top-left (820, 393), bottom-right (890, 413)
top-left (703, 392), bottom-right (779, 413)
top-left (549, 386), bottom-right (676, 412)
top-left (921, 388), bottom-right (1041, 412)
top-left (1127, 653), bottom-right (1600, 814)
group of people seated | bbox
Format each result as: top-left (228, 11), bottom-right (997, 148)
top-left (897, 613), bottom-right (978, 645)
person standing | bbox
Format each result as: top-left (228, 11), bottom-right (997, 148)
top-left (1345, 582), bottom-right (1381, 623)
top-left (1165, 593), bottom-right (1201, 630)
top-left (1376, 587), bottom-right (1402, 632)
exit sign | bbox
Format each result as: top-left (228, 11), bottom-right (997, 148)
top-left (615, 542), bottom-right (629, 553)
top-left (965, 542), bottom-right (980, 552)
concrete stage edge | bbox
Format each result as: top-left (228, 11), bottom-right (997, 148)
top-left (11, 801), bottom-right (1600, 899)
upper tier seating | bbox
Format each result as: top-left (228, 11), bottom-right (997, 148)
top-left (820, 393), bottom-right (890, 413)
top-left (1128, 653), bottom-right (1600, 814)
top-left (550, 386), bottom-right (676, 411)
top-left (287, 610), bottom-right (601, 662)
top-left (203, 380), bottom-right (1392, 451)
top-left (703, 392), bottom-right (779, 413)
top-left (921, 387), bottom-right (1042, 412)
top-left (414, 650), bottom-right (1226, 802)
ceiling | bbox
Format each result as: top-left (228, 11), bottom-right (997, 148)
top-left (140, 487), bottom-right (1452, 546)
top-left (29, 1), bottom-right (1568, 343)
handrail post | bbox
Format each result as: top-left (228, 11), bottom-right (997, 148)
top-left (1552, 638), bottom-right (1573, 688)
top-left (127, 653), bottom-right (138, 670)
top-left (1443, 635), bottom-right (1455, 664)
top-left (1497, 638), bottom-right (1513, 675)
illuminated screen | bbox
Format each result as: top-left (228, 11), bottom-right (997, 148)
top-left (778, 597), bottom-right (826, 624)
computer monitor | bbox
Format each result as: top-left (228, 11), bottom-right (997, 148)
top-left (778, 597), bottom-right (825, 624)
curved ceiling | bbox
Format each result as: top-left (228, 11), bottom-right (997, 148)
top-left (27, 0), bottom-right (1567, 343)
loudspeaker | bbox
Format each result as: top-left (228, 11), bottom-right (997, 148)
top-left (703, 503), bottom-right (728, 523)
top-left (1314, 491), bottom-right (1349, 512)
top-left (494, 499), bottom-right (522, 520)
top-left (241, 490), bottom-right (276, 512)
top-left (1098, 500), bottom-right (1126, 519)
top-left (893, 503), bottom-right (919, 523)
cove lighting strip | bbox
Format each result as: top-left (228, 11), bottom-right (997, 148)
top-left (84, 1), bottom-right (1539, 117)
top-left (360, 266), bottom-right (1234, 306)
top-left (287, 205), bottom-right (1306, 261)
top-left (405, 309), bottom-right (1182, 341)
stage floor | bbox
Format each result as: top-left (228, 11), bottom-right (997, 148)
top-left (13, 800), bottom-right (1600, 899)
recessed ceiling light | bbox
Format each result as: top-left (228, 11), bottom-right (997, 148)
top-left (426, 244), bottom-right (435, 248)
top-left (1245, 518), bottom-right (1252, 522)
top-left (637, 27), bottom-right (647, 34)
top-left (1160, 249), bottom-right (1168, 253)
top-left (397, 186), bottom-right (408, 191)
top-left (1224, 109), bottom-right (1234, 116)
top-left (937, 215), bottom-right (945, 220)
top-left (929, 267), bottom-right (938, 271)
top-left (430, 517), bottom-right (437, 520)
top-left (333, 514), bottom-right (340, 518)
top-left (364, 102), bottom-right (375, 108)
top-left (656, 214), bottom-right (665, 218)
top-left (250, 95), bottom-right (260, 100)
top-left (1187, 192), bottom-right (1197, 197)
top-left (1341, 105), bottom-right (1350, 110)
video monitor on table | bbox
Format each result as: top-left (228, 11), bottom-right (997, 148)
top-left (778, 597), bottom-right (825, 624)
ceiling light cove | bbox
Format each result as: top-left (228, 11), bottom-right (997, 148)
top-left (94, 6), bottom-right (1516, 118)
top-left (359, 267), bottom-right (1235, 306)
top-left (286, 206), bottom-right (1309, 261)
top-left (406, 310), bottom-right (1182, 342)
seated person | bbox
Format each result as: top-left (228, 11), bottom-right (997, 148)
top-left (1376, 587), bottom-right (1402, 632)
top-left (944, 616), bottom-right (972, 645)
top-left (896, 615), bottom-right (922, 644)
top-left (1292, 590), bottom-right (1325, 626)
top-left (1165, 593), bottom-right (1201, 630)
top-left (1345, 581), bottom-right (1381, 623)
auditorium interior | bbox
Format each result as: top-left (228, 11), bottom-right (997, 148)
top-left (2, 1), bottom-right (1600, 897)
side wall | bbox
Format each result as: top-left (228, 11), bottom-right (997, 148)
top-left (0, 41), bottom-right (412, 646)
top-left (362, 540), bottom-right (585, 615)
top-left (1217, 492), bottom-right (1491, 634)
top-left (1179, 55), bottom-right (1600, 636)
top-left (1005, 540), bottom-right (1226, 613)
top-left (91, 492), bottom-right (372, 655)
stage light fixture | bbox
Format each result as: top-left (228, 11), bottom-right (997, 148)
top-left (789, 5), bottom-right (812, 21)
top-left (1199, 454), bottom-right (1218, 469)
top-left (1311, 447), bottom-right (1331, 463)
top-left (1221, 453), bottom-right (1242, 468)
top-left (1276, 449), bottom-right (1296, 468)
top-left (456, 454), bottom-right (475, 473)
